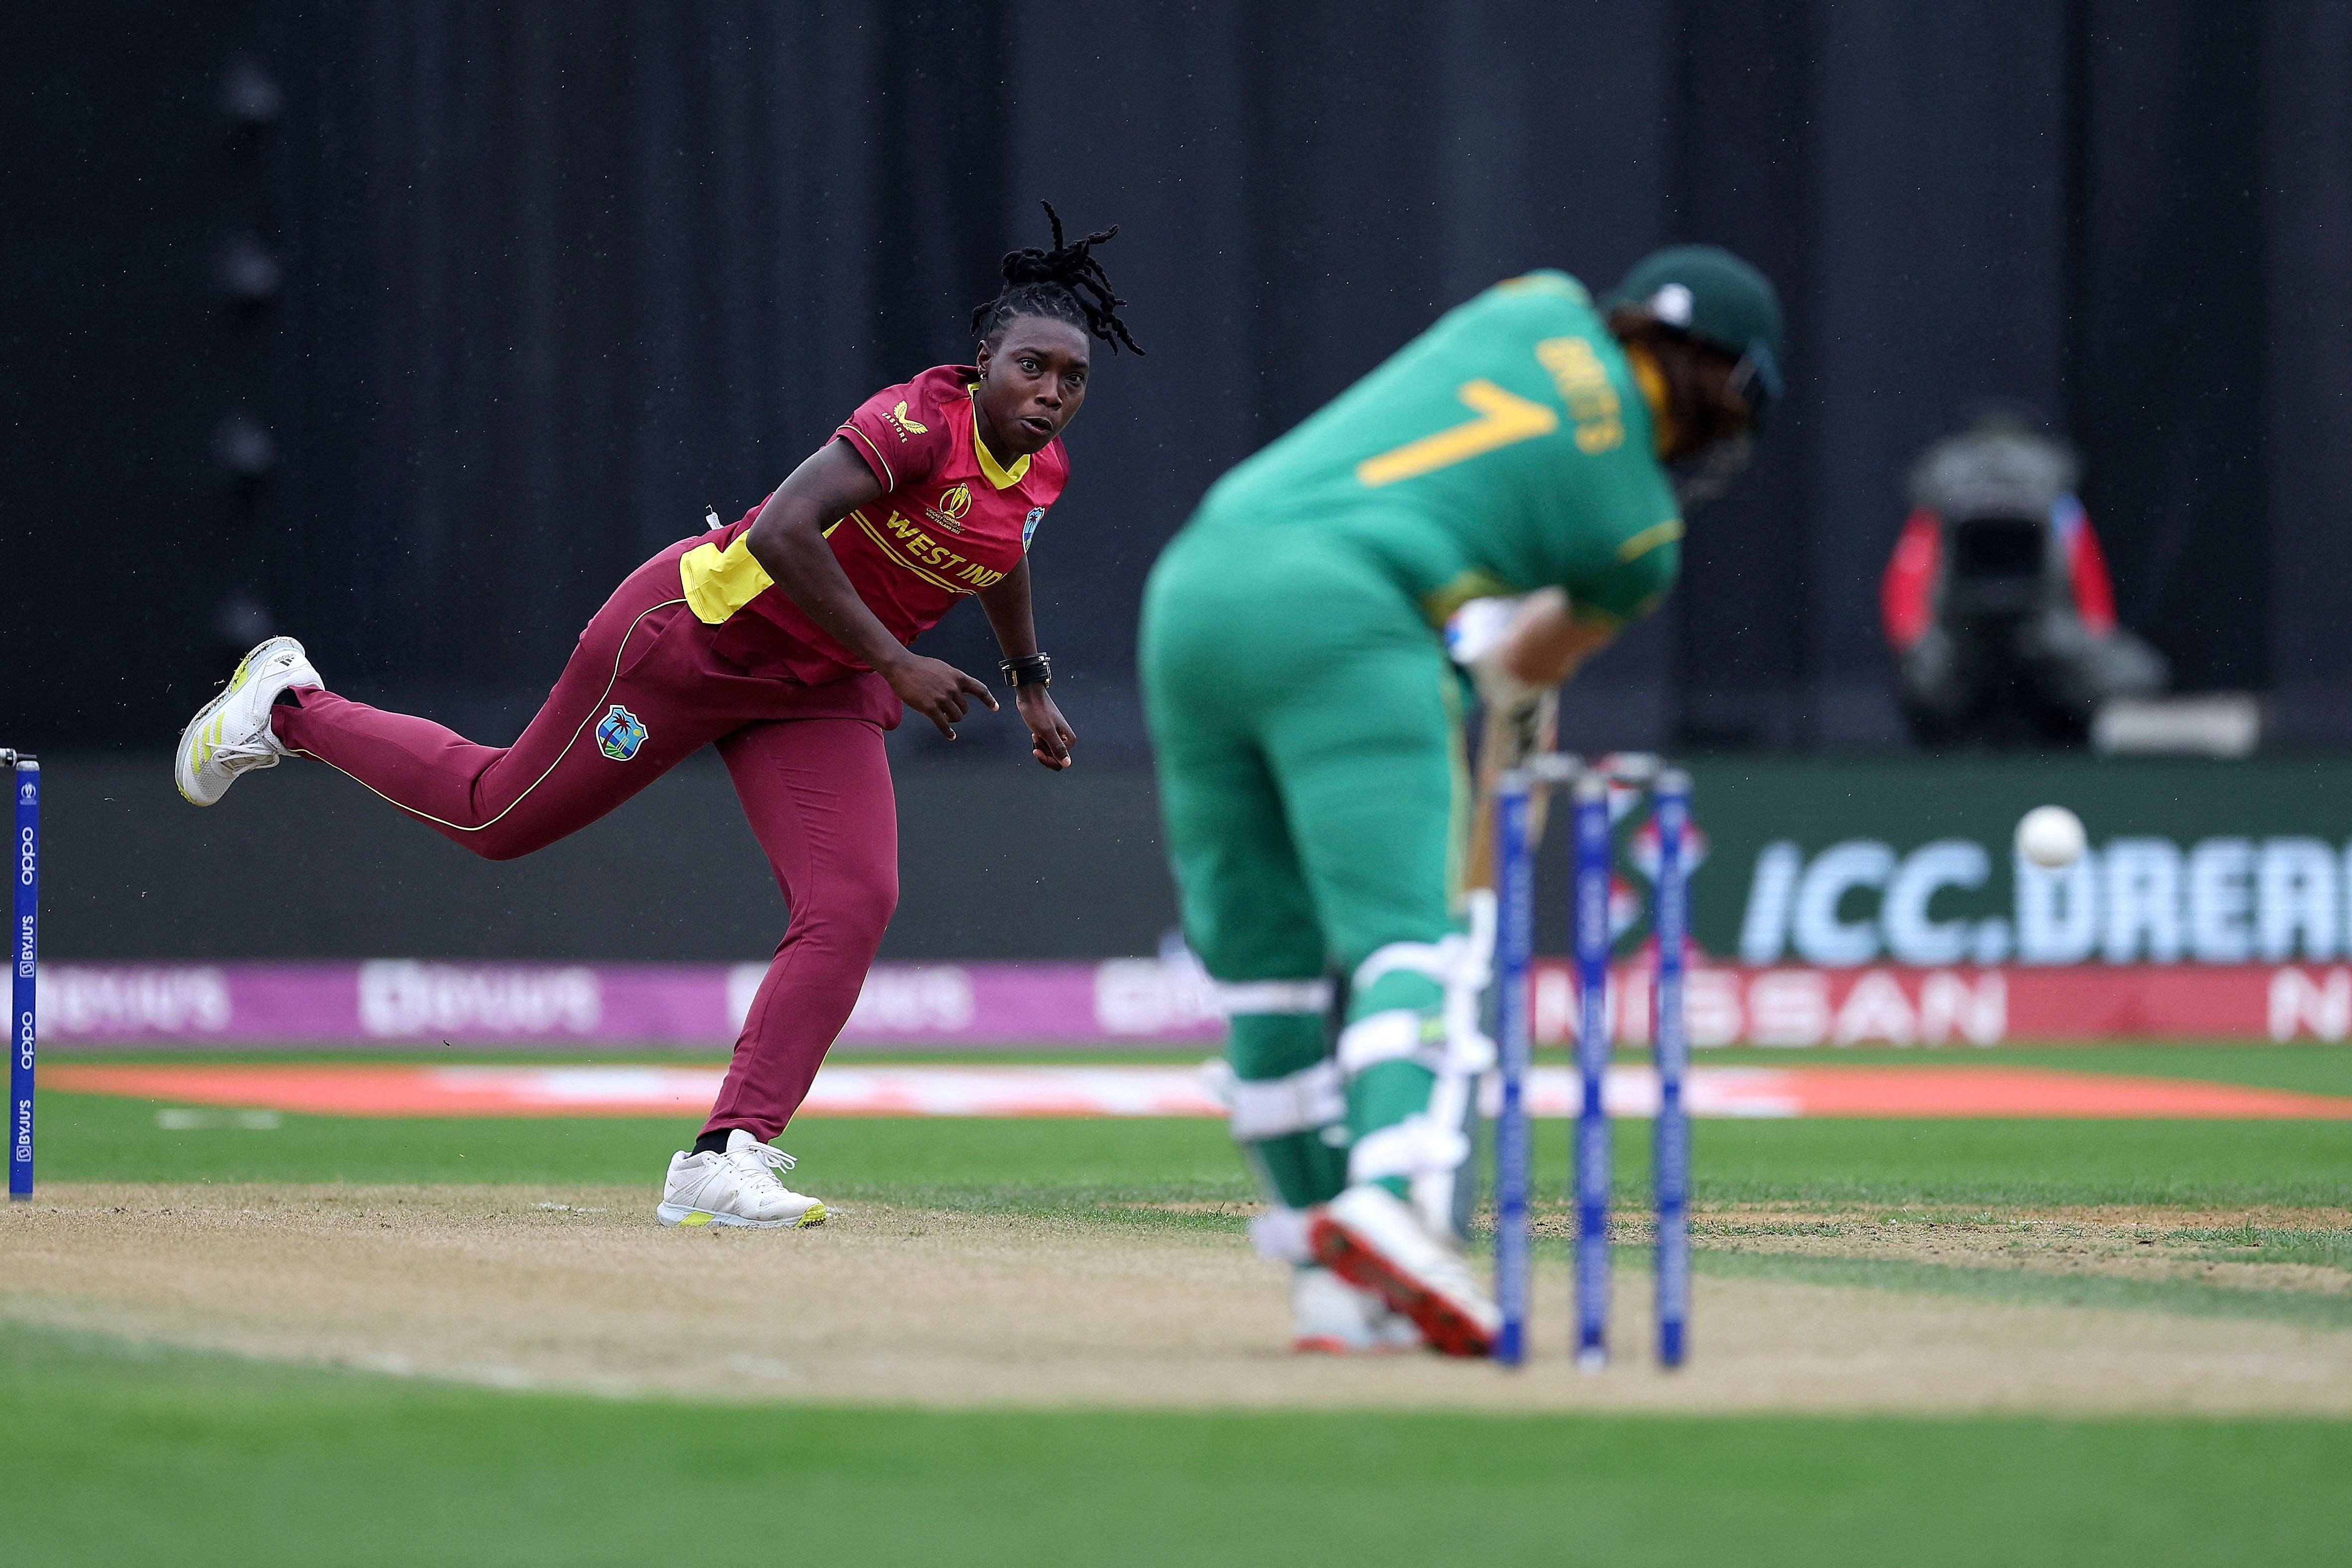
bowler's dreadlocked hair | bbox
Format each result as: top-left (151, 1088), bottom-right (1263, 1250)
top-left (971, 201), bottom-right (1144, 355)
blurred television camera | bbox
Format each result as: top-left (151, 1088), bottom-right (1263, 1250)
top-left (1881, 411), bottom-right (2168, 747)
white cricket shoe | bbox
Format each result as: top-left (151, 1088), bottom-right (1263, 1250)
top-left (1309, 1183), bottom-right (1501, 1358)
top-left (1292, 1264), bottom-right (1423, 1355)
top-left (657, 1129), bottom-right (828, 1229)
top-left (174, 635), bottom-right (322, 806)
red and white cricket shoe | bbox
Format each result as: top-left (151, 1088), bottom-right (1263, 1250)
top-left (1310, 1183), bottom-right (1500, 1358)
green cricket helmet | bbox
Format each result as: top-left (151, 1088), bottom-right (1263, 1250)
top-left (1604, 245), bottom-right (1785, 426)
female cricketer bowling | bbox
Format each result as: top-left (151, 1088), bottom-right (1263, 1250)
top-left (1141, 247), bottom-right (1781, 1355)
top-left (174, 206), bottom-right (1142, 1229)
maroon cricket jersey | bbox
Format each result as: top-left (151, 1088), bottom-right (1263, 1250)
top-left (680, 365), bottom-right (1069, 685)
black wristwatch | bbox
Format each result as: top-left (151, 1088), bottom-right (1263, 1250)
top-left (999, 653), bottom-right (1052, 689)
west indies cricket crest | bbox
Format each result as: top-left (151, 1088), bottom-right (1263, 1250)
top-left (596, 704), bottom-right (649, 761)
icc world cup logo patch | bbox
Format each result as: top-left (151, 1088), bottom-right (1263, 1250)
top-left (596, 704), bottom-right (649, 762)
top-left (925, 483), bottom-right (974, 533)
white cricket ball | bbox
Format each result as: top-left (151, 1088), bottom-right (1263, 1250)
top-left (2016, 805), bottom-right (2087, 869)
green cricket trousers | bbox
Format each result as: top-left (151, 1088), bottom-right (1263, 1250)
top-left (1140, 521), bottom-right (1489, 1248)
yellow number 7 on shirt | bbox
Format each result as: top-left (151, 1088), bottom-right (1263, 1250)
top-left (1355, 380), bottom-right (1559, 489)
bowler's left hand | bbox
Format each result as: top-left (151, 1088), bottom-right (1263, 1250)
top-left (1016, 687), bottom-right (1075, 771)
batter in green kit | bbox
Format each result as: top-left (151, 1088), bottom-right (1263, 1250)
top-left (1140, 248), bottom-right (1783, 1357)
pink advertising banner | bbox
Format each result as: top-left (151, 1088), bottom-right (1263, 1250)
top-left (37, 960), bottom-right (1224, 1046)
top-left (32, 958), bottom-right (2352, 1047)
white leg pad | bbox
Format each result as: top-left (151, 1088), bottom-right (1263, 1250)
top-left (1340, 918), bottom-right (1502, 1237)
top-left (1347, 926), bottom-right (1498, 1078)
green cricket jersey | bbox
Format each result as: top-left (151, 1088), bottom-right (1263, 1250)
top-left (1191, 270), bottom-right (1682, 627)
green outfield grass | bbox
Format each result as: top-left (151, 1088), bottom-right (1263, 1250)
top-left (2, 1322), bottom-right (2347, 1568)
top-left (40, 1087), bottom-right (1252, 1197)
top-left (37, 1084), bottom-right (2352, 1209)
top-left (12, 1041), bottom-right (2350, 1562)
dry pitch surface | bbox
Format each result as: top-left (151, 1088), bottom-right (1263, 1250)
top-left (6, 1183), bottom-right (2350, 1414)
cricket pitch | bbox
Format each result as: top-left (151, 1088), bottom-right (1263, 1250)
top-left (7, 1183), bottom-right (2351, 1414)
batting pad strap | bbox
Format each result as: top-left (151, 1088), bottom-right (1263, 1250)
top-left (1227, 1058), bottom-right (1347, 1139)
top-left (1336, 1009), bottom-right (1495, 1079)
top-left (1349, 1115), bottom-right (1473, 1183)
top-left (1248, 1206), bottom-right (1314, 1264)
top-left (1335, 1009), bottom-right (1427, 1076)
top-left (1212, 977), bottom-right (1333, 1016)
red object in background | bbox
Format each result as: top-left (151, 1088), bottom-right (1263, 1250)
top-left (1880, 497), bottom-right (2118, 650)
top-left (2056, 496), bottom-right (2118, 634)
top-left (1881, 510), bottom-right (1942, 650)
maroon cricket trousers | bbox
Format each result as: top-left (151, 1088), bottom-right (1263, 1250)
top-left (272, 537), bottom-right (903, 1140)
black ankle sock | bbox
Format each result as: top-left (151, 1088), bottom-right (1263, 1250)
top-left (272, 687), bottom-right (301, 708)
top-left (691, 1130), bottom-right (732, 1157)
